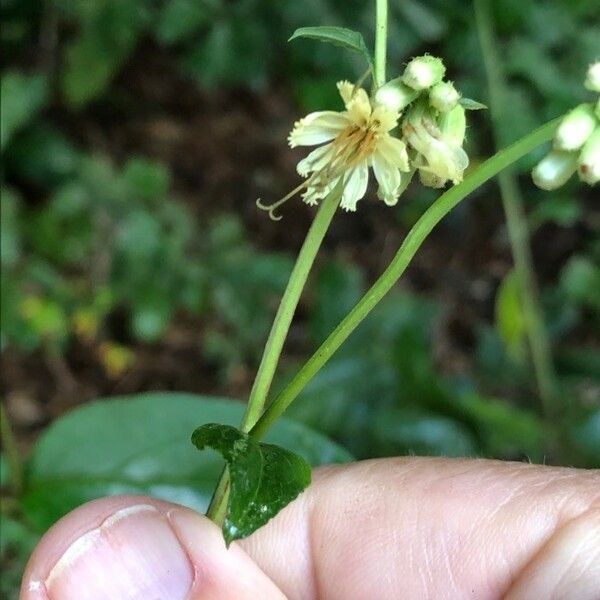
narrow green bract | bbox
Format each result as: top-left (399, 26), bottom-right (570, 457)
top-left (192, 423), bottom-right (311, 545)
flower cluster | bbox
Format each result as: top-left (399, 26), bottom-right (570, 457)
top-left (258, 55), bottom-right (474, 218)
top-left (532, 62), bottom-right (600, 190)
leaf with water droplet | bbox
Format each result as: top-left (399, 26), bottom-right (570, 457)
top-left (191, 423), bottom-right (311, 545)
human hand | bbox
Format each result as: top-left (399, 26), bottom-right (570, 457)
top-left (21, 457), bottom-right (600, 599)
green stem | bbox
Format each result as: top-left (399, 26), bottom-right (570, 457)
top-left (0, 402), bottom-right (23, 496)
top-left (207, 185), bottom-right (341, 524)
top-left (374, 0), bottom-right (388, 87)
top-left (474, 0), bottom-right (559, 419)
top-left (206, 469), bottom-right (230, 525)
top-left (250, 118), bottom-right (560, 440)
top-left (239, 185), bottom-right (342, 433)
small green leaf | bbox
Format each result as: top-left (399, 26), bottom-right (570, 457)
top-left (288, 26), bottom-right (372, 66)
top-left (495, 270), bottom-right (526, 363)
top-left (0, 72), bottom-right (48, 150)
top-left (459, 97), bottom-right (487, 110)
top-left (192, 423), bottom-right (311, 544)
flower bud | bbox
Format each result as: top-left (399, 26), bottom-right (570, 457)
top-left (577, 127), bottom-right (600, 186)
top-left (584, 61), bottom-right (600, 93)
top-left (438, 104), bottom-right (467, 147)
top-left (403, 102), bottom-right (468, 186)
top-left (429, 81), bottom-right (460, 112)
top-left (374, 77), bottom-right (419, 112)
top-left (532, 150), bottom-right (578, 190)
top-left (554, 104), bottom-right (597, 151)
top-left (402, 55), bottom-right (446, 91)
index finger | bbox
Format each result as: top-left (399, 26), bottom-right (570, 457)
top-left (240, 457), bottom-right (600, 599)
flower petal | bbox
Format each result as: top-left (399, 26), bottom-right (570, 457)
top-left (376, 136), bottom-right (410, 171)
top-left (337, 81), bottom-right (355, 105)
top-left (371, 152), bottom-right (401, 205)
top-left (302, 178), bottom-right (338, 206)
top-left (341, 161), bottom-right (369, 211)
top-left (288, 111), bottom-right (350, 147)
top-left (371, 106), bottom-right (400, 133)
top-left (297, 143), bottom-right (335, 177)
top-left (346, 89), bottom-right (372, 126)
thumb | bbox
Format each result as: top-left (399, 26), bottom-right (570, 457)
top-left (20, 495), bottom-right (285, 600)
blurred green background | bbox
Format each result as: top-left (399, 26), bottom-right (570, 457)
top-left (1, 0), bottom-right (599, 593)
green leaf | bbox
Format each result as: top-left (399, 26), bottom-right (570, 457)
top-left (122, 158), bottom-right (170, 201)
top-left (1, 188), bottom-right (22, 267)
top-left (0, 72), bottom-right (48, 150)
top-left (288, 26), bottom-right (372, 66)
top-left (20, 393), bottom-right (351, 532)
top-left (560, 256), bottom-right (600, 311)
top-left (456, 394), bottom-right (544, 460)
top-left (567, 408), bottom-right (600, 467)
top-left (459, 97), bottom-right (487, 110)
top-left (0, 516), bottom-right (39, 599)
top-left (372, 409), bottom-right (477, 457)
top-left (495, 270), bottom-right (526, 363)
top-left (61, 2), bottom-right (147, 106)
top-left (192, 423), bottom-right (311, 544)
top-left (156, 0), bottom-right (210, 44)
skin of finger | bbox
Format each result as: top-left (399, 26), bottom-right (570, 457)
top-left (505, 508), bottom-right (600, 600)
top-left (20, 495), bottom-right (285, 600)
top-left (240, 457), bottom-right (600, 600)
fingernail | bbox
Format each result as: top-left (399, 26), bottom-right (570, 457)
top-left (43, 504), bottom-right (193, 600)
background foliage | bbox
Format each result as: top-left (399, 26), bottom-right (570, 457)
top-left (1, 0), bottom-right (599, 594)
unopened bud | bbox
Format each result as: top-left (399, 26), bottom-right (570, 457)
top-left (532, 150), bottom-right (578, 190)
top-left (577, 127), bottom-right (600, 186)
top-left (554, 104), bottom-right (597, 151)
top-left (584, 62), bottom-right (600, 93)
top-left (402, 55), bottom-right (446, 91)
top-left (374, 77), bottom-right (419, 112)
top-left (438, 104), bottom-right (467, 147)
top-left (429, 81), bottom-right (460, 112)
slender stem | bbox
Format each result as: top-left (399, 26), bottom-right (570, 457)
top-left (250, 118), bottom-right (561, 440)
top-left (374, 0), bottom-right (388, 87)
top-left (206, 469), bottom-right (230, 524)
top-left (474, 0), bottom-right (559, 419)
top-left (207, 185), bottom-right (342, 524)
top-left (0, 402), bottom-right (23, 496)
top-left (239, 185), bottom-right (341, 434)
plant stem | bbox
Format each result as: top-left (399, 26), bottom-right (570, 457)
top-left (250, 118), bottom-right (561, 440)
top-left (474, 0), bottom-right (559, 419)
top-left (0, 402), bottom-right (23, 496)
top-left (239, 185), bottom-right (342, 434)
top-left (206, 469), bottom-right (230, 524)
top-left (207, 185), bottom-right (342, 524)
top-left (374, 0), bottom-right (388, 87)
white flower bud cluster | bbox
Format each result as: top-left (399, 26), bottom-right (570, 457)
top-left (374, 55), bottom-right (478, 190)
top-left (533, 62), bottom-right (600, 190)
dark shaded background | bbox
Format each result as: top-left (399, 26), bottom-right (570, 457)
top-left (2, 0), bottom-right (599, 593)
top-left (3, 0), bottom-right (599, 459)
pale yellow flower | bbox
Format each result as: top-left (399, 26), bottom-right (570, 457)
top-left (260, 81), bottom-right (410, 217)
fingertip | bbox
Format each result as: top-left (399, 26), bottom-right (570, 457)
top-left (20, 496), bottom-right (284, 600)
